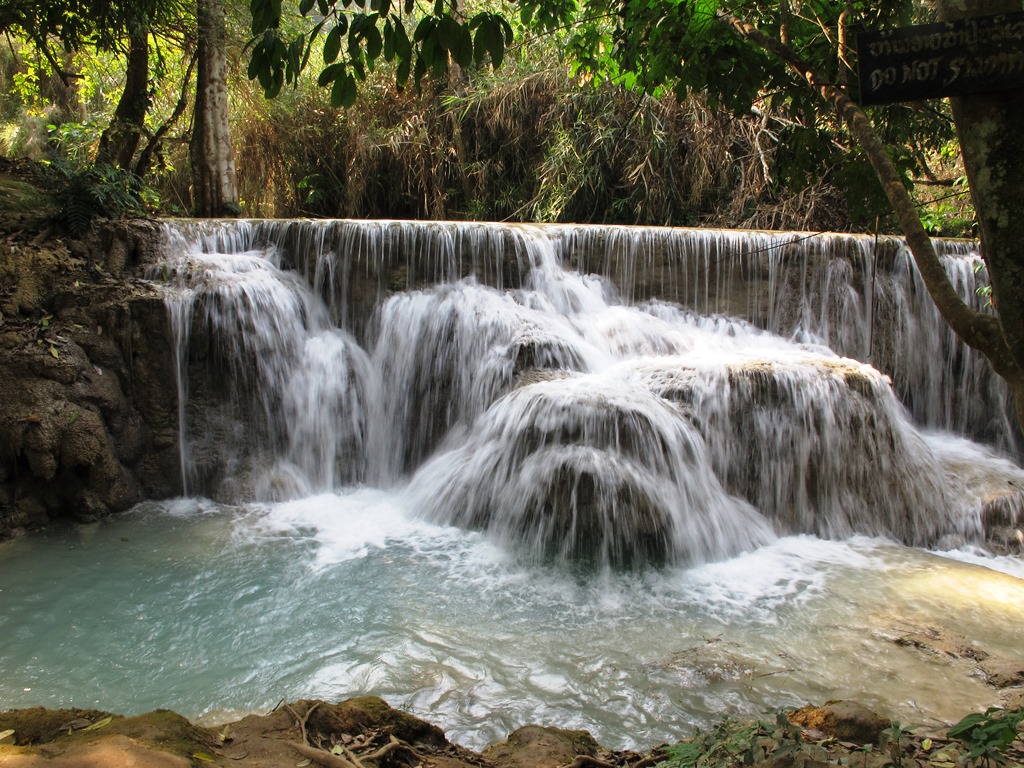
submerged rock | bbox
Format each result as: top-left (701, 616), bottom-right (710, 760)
top-left (632, 355), bottom-right (962, 546)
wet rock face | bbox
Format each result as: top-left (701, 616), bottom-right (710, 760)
top-left (0, 221), bottom-right (182, 538)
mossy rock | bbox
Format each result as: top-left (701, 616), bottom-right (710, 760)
top-left (307, 697), bottom-right (449, 747)
top-left (484, 725), bottom-right (599, 768)
top-left (789, 700), bottom-right (890, 744)
top-left (0, 176), bottom-right (52, 214)
top-left (96, 709), bottom-right (215, 756)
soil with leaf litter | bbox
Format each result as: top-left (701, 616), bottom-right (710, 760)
top-left (1, 696), bottom-right (1022, 768)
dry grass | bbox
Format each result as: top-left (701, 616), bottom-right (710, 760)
top-left (227, 65), bottom-right (852, 229)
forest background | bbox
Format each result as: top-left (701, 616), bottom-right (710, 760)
top-left (0, 0), bottom-right (977, 235)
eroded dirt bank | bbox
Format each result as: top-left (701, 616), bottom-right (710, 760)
top-left (1, 696), bottom-right (1023, 768)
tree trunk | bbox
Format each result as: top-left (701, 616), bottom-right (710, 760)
top-left (97, 30), bottom-right (150, 169)
top-left (936, 0), bottom-right (1024, 385)
top-left (190, 0), bottom-right (239, 217)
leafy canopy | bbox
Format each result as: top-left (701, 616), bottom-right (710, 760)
top-left (244, 0), bottom-right (921, 108)
top-left (245, 0), bottom-right (954, 221)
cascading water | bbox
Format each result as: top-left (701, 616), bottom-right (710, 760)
top-left (3, 219), bottom-right (1022, 749)
top-left (153, 220), bottom-right (1006, 564)
top-left (157, 239), bottom-right (376, 498)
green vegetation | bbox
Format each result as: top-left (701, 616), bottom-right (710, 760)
top-left (0, 0), bottom-right (974, 232)
top-left (652, 707), bottom-right (1024, 768)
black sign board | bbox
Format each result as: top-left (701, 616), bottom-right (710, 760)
top-left (856, 11), bottom-right (1024, 105)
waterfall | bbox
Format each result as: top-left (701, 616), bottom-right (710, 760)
top-left (151, 219), bottom-right (1017, 567)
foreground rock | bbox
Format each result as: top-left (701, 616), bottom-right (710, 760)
top-left (2, 697), bottom-right (1022, 768)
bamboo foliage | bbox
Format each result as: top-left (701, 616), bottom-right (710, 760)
top-left (231, 66), bottom-right (847, 230)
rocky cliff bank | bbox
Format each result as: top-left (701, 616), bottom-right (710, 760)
top-left (0, 164), bottom-right (183, 537)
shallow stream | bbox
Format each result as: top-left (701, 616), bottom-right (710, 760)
top-left (1, 491), bottom-right (1022, 749)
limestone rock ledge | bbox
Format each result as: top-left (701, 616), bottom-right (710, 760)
top-left (0, 220), bottom-right (181, 538)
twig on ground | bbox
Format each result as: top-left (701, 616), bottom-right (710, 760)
top-left (285, 701), bottom-right (322, 745)
top-left (290, 741), bottom-right (360, 768)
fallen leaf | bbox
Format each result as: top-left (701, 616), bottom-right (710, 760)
top-left (82, 716), bottom-right (113, 731)
top-left (192, 752), bottom-right (216, 762)
top-left (0, 729), bottom-right (15, 744)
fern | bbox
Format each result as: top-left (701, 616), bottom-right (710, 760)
top-left (49, 160), bottom-right (151, 236)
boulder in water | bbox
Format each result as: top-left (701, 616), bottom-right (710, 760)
top-left (408, 372), bottom-right (774, 568)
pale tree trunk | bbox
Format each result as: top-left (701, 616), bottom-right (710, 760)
top-left (717, 10), bottom-right (1024, 429)
top-left (191, 0), bottom-right (239, 217)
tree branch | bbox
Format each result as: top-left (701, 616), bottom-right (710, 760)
top-left (715, 10), bottom-right (1015, 369)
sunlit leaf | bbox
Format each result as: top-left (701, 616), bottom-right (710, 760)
top-left (83, 717), bottom-right (113, 731)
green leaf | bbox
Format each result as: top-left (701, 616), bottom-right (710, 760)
top-left (437, 15), bottom-right (456, 53)
top-left (413, 52), bottom-right (427, 87)
top-left (473, 23), bottom-right (488, 67)
top-left (383, 18), bottom-right (394, 60)
top-left (250, 0), bottom-right (271, 34)
top-left (247, 44), bottom-right (266, 79)
top-left (364, 23), bottom-right (383, 60)
top-left (331, 71), bottom-right (357, 107)
top-left (413, 16), bottom-right (435, 43)
top-left (453, 22), bottom-right (472, 68)
top-left (317, 62), bottom-right (341, 86)
top-left (298, 0), bottom-right (315, 14)
top-left (393, 21), bottom-right (411, 60)
top-left (192, 753), bottom-right (216, 763)
top-left (948, 713), bottom-right (987, 738)
top-left (323, 24), bottom-right (343, 63)
top-left (396, 56), bottom-right (411, 86)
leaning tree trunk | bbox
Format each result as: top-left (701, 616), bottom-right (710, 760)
top-left (936, 0), bottom-right (1024, 421)
top-left (190, 0), bottom-right (239, 217)
top-left (97, 30), bottom-right (150, 169)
